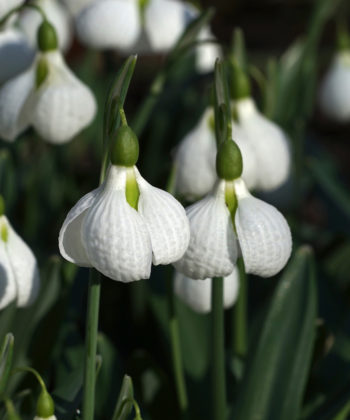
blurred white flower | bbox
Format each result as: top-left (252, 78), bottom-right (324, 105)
top-left (61, 0), bottom-right (95, 16)
top-left (195, 27), bottom-right (221, 74)
top-left (0, 214), bottom-right (40, 310)
top-left (0, 49), bottom-right (96, 143)
top-left (319, 50), bottom-right (350, 123)
top-left (18, 0), bottom-right (73, 51)
top-left (59, 165), bottom-right (190, 282)
top-left (34, 416), bottom-right (56, 420)
top-left (0, 0), bottom-right (24, 19)
top-left (175, 267), bottom-right (239, 313)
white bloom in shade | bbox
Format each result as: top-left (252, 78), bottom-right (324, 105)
top-left (59, 165), bottom-right (190, 282)
top-left (174, 108), bottom-right (217, 200)
top-left (17, 0), bottom-right (73, 51)
top-left (0, 215), bottom-right (40, 310)
top-left (174, 266), bottom-right (239, 313)
top-left (195, 26), bottom-right (221, 74)
top-left (319, 50), bottom-right (350, 123)
top-left (233, 98), bottom-right (291, 191)
top-left (173, 180), bottom-right (238, 280)
top-left (0, 27), bottom-right (35, 84)
top-left (0, 50), bottom-right (96, 143)
top-left (0, 0), bottom-right (24, 19)
top-left (234, 178), bottom-right (292, 277)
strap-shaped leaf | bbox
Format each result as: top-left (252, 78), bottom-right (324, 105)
top-left (112, 375), bottom-right (134, 420)
top-left (233, 246), bottom-right (317, 420)
top-left (214, 59), bottom-right (232, 146)
top-left (0, 333), bottom-right (14, 396)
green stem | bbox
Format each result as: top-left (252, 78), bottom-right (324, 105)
top-left (82, 269), bottom-right (101, 420)
top-left (211, 277), bottom-right (226, 420)
top-left (11, 366), bottom-right (47, 392)
top-left (233, 258), bottom-right (247, 358)
top-left (166, 275), bottom-right (188, 416)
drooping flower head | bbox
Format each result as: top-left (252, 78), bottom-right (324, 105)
top-left (59, 121), bottom-right (190, 282)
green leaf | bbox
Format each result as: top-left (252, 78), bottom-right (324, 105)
top-left (0, 333), bottom-right (14, 396)
top-left (231, 28), bottom-right (247, 71)
top-left (233, 246), bottom-right (317, 420)
top-left (214, 59), bottom-right (231, 145)
top-left (332, 401), bottom-right (350, 420)
top-left (112, 375), bottom-right (134, 420)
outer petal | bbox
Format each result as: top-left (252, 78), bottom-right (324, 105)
top-left (0, 0), bottom-right (24, 19)
top-left (135, 168), bottom-right (190, 265)
top-left (82, 166), bottom-right (152, 282)
top-left (319, 51), bottom-right (350, 122)
top-left (235, 98), bottom-right (291, 191)
top-left (0, 28), bottom-right (35, 84)
top-left (0, 234), bottom-right (17, 310)
top-left (61, 0), bottom-right (95, 16)
top-left (59, 186), bottom-right (103, 267)
top-left (174, 181), bottom-right (238, 279)
top-left (234, 178), bottom-right (292, 277)
top-left (174, 108), bottom-right (217, 200)
top-left (195, 27), bottom-right (221, 74)
top-left (0, 65), bottom-right (34, 141)
top-left (144, 0), bottom-right (193, 52)
top-left (76, 0), bottom-right (141, 51)
top-left (174, 267), bottom-right (239, 314)
top-left (31, 51), bottom-right (97, 144)
top-left (4, 217), bottom-right (40, 307)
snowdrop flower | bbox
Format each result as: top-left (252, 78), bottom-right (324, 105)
top-left (195, 26), bottom-right (221, 74)
top-left (0, 20), bottom-right (96, 143)
top-left (17, 0), bottom-right (73, 51)
top-left (175, 266), bottom-right (239, 313)
top-left (59, 124), bottom-right (190, 282)
top-left (0, 197), bottom-right (40, 310)
top-left (174, 140), bottom-right (292, 279)
top-left (0, 0), bottom-right (24, 19)
top-left (319, 50), bottom-right (350, 123)
top-left (61, 0), bottom-right (95, 16)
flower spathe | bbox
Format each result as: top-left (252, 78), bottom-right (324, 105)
top-left (319, 50), bottom-right (350, 123)
top-left (0, 50), bottom-right (96, 143)
top-left (175, 267), bottom-right (239, 313)
top-left (59, 165), bottom-right (190, 282)
top-left (0, 215), bottom-right (40, 310)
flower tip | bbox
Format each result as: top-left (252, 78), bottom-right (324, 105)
top-left (110, 125), bottom-right (139, 167)
top-left (37, 20), bottom-right (58, 52)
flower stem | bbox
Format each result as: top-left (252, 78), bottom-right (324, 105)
top-left (211, 277), bottom-right (226, 420)
top-left (82, 269), bottom-right (101, 420)
top-left (232, 258), bottom-right (247, 358)
top-left (166, 275), bottom-right (188, 417)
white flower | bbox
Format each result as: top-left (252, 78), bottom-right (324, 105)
top-left (174, 108), bottom-right (217, 200)
top-left (61, 0), bottom-right (95, 16)
top-left (17, 0), bottom-right (73, 51)
top-left (319, 50), bottom-right (350, 123)
top-left (0, 215), bottom-right (40, 310)
top-left (0, 26), bottom-right (35, 84)
top-left (174, 267), bottom-right (239, 313)
top-left (0, 0), bottom-right (24, 19)
top-left (34, 416), bottom-right (57, 420)
top-left (59, 165), bottom-right (190, 282)
top-left (0, 50), bottom-right (96, 143)
top-left (195, 26), bottom-right (221, 74)
top-left (233, 97), bottom-right (291, 191)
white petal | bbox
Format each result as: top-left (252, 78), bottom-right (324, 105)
top-left (135, 168), bottom-right (190, 265)
top-left (76, 0), bottom-right (141, 50)
top-left (235, 98), bottom-right (291, 191)
top-left (31, 51), bottom-right (97, 144)
top-left (82, 166), bottom-right (152, 282)
top-left (174, 108), bottom-right (217, 200)
top-left (5, 217), bottom-right (40, 307)
top-left (144, 0), bottom-right (192, 52)
top-left (174, 181), bottom-right (238, 279)
top-left (61, 0), bottom-right (95, 16)
top-left (0, 65), bottom-right (34, 141)
top-left (0, 28), bottom-right (35, 84)
top-left (59, 186), bottom-right (103, 267)
top-left (174, 267), bottom-right (239, 314)
top-left (319, 51), bottom-right (350, 123)
top-left (0, 233), bottom-right (17, 310)
top-left (18, 0), bottom-right (73, 51)
top-left (195, 27), bottom-right (221, 74)
top-left (0, 0), bottom-right (24, 19)
top-left (234, 178), bottom-right (292, 277)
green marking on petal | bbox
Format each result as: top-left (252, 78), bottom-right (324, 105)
top-left (207, 112), bottom-right (215, 133)
top-left (225, 181), bottom-right (237, 231)
top-left (0, 195), bottom-right (5, 216)
top-left (126, 169), bottom-right (140, 210)
top-left (36, 57), bottom-right (49, 88)
top-left (1, 222), bottom-right (8, 243)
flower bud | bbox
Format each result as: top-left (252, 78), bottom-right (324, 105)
top-left (229, 58), bottom-right (250, 100)
top-left (110, 125), bottom-right (139, 167)
top-left (37, 20), bottom-right (58, 52)
top-left (216, 140), bottom-right (242, 180)
top-left (36, 390), bottom-right (55, 419)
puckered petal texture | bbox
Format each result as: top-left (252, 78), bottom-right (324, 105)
top-left (319, 51), bottom-right (350, 123)
top-left (76, 0), bottom-right (140, 50)
top-left (174, 108), bottom-right (217, 200)
top-left (0, 28), bottom-right (35, 84)
top-left (135, 168), bottom-right (190, 265)
top-left (0, 239), bottom-right (17, 310)
top-left (234, 178), bottom-right (292, 277)
top-left (59, 186), bottom-right (103, 267)
top-left (30, 51), bottom-right (97, 144)
top-left (5, 217), bottom-right (40, 307)
top-left (0, 0), bottom-right (24, 19)
top-left (236, 98), bottom-right (291, 191)
top-left (174, 267), bottom-right (239, 313)
top-left (144, 0), bottom-right (192, 52)
top-left (0, 65), bottom-right (34, 141)
top-left (174, 181), bottom-right (238, 279)
top-left (82, 166), bottom-right (152, 282)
